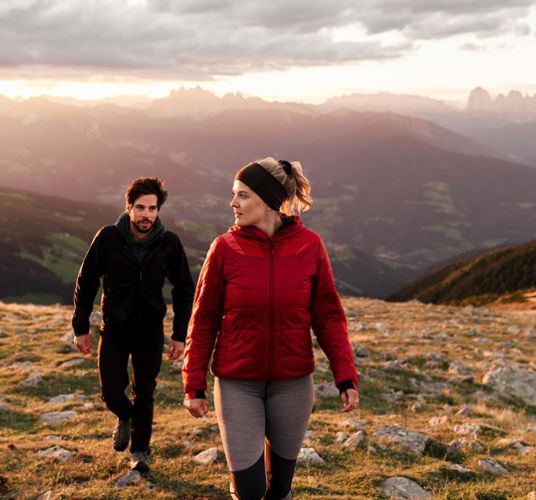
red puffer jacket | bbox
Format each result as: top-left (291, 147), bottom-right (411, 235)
top-left (182, 217), bottom-right (358, 397)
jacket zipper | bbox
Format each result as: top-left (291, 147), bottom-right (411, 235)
top-left (268, 238), bottom-right (275, 380)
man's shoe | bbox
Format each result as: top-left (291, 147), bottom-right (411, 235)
top-left (112, 418), bottom-right (131, 451)
top-left (130, 450), bottom-right (150, 472)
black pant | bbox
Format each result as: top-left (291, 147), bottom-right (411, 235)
top-left (98, 332), bottom-right (164, 452)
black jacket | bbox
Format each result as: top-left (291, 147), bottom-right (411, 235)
top-left (72, 225), bottom-right (194, 341)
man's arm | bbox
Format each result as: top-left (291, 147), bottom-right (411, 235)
top-left (72, 229), bottom-right (106, 343)
top-left (167, 235), bottom-right (195, 343)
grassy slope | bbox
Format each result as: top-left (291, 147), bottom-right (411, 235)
top-left (388, 239), bottom-right (536, 305)
top-left (0, 299), bottom-right (535, 498)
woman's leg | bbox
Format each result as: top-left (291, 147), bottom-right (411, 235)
top-left (265, 375), bottom-right (314, 499)
top-left (214, 377), bottom-right (267, 500)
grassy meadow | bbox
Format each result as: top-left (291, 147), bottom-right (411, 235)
top-left (0, 298), bottom-right (535, 499)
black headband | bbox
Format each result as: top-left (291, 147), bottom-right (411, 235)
top-left (235, 162), bottom-right (288, 211)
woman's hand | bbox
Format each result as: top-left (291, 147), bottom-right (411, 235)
top-left (341, 388), bottom-right (359, 412)
top-left (186, 398), bottom-right (209, 418)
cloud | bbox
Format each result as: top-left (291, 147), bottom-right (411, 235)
top-left (0, 0), bottom-right (533, 79)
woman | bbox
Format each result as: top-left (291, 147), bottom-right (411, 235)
top-left (182, 158), bottom-right (358, 500)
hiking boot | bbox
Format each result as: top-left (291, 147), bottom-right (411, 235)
top-left (112, 418), bottom-right (131, 451)
top-left (130, 450), bottom-right (150, 472)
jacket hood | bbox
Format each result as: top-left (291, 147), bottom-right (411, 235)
top-left (228, 215), bottom-right (305, 242)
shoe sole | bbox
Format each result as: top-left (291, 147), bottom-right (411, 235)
top-left (130, 461), bottom-right (150, 473)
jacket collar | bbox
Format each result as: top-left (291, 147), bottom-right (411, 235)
top-left (228, 215), bottom-right (305, 242)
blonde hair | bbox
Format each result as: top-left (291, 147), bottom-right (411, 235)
top-left (255, 157), bottom-right (313, 215)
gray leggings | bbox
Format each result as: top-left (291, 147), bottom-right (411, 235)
top-left (214, 375), bottom-right (314, 500)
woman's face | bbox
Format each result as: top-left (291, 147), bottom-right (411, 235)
top-left (230, 180), bottom-right (269, 227)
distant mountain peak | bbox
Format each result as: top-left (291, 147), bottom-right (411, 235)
top-left (466, 86), bottom-right (536, 114)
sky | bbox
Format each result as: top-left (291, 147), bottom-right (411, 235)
top-left (0, 0), bottom-right (535, 104)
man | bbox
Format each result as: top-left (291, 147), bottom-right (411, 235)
top-left (72, 177), bottom-right (194, 473)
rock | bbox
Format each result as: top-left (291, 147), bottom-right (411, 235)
top-left (483, 367), bottom-right (536, 406)
top-left (314, 383), bottom-right (339, 398)
top-left (428, 416), bottom-right (448, 426)
top-left (340, 418), bottom-right (365, 430)
top-left (379, 352), bottom-right (395, 361)
top-left (454, 424), bottom-right (480, 437)
top-left (80, 403), bottom-right (95, 411)
top-left (89, 311), bottom-right (102, 325)
top-left (367, 445), bottom-right (377, 454)
top-left (182, 440), bottom-right (194, 448)
top-left (335, 432), bottom-right (349, 444)
top-left (478, 458), bottom-right (509, 475)
top-left (37, 492), bottom-right (55, 500)
top-left (445, 463), bottom-right (473, 474)
top-left (41, 411), bottom-right (78, 424)
top-left (382, 390), bottom-right (404, 403)
top-left (353, 345), bottom-right (372, 358)
top-left (45, 435), bottom-right (61, 441)
top-left (448, 361), bottom-right (473, 376)
top-left (62, 331), bottom-right (77, 351)
top-left (373, 426), bottom-right (429, 455)
top-left (189, 427), bottom-right (203, 437)
top-left (297, 447), bottom-right (324, 466)
top-left (343, 431), bottom-right (365, 451)
top-left (379, 476), bottom-right (433, 499)
top-left (527, 491), bottom-right (536, 500)
top-left (48, 394), bottom-right (81, 404)
top-left (37, 446), bottom-right (75, 462)
top-left (20, 375), bottom-right (42, 387)
top-left (411, 402), bottom-right (423, 413)
top-left (59, 358), bottom-right (86, 369)
top-left (115, 470), bottom-right (141, 488)
top-left (194, 447), bottom-right (219, 465)
top-left (455, 404), bottom-right (471, 416)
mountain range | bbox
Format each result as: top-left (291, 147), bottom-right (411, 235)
top-left (1, 88), bottom-right (536, 301)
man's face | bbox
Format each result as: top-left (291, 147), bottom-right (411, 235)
top-left (127, 194), bottom-right (159, 235)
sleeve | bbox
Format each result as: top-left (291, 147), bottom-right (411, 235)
top-left (167, 236), bottom-right (195, 342)
top-left (182, 237), bottom-right (225, 397)
top-left (72, 229), bottom-right (106, 336)
top-left (310, 239), bottom-right (358, 390)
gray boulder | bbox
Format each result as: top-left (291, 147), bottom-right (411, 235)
top-left (373, 426), bottom-right (429, 455)
top-left (380, 477), bottom-right (433, 499)
top-left (482, 367), bottom-right (536, 405)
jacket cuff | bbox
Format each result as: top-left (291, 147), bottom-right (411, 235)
top-left (171, 332), bottom-right (186, 342)
top-left (336, 379), bottom-right (357, 394)
top-left (186, 390), bottom-right (206, 400)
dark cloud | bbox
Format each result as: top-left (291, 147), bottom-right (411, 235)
top-left (0, 0), bottom-right (533, 78)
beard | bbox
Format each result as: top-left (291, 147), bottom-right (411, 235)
top-left (133, 218), bottom-right (154, 234)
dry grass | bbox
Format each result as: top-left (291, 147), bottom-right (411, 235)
top-left (0, 298), bottom-right (536, 499)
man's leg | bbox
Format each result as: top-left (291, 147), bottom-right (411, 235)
top-left (98, 334), bottom-right (132, 421)
top-left (130, 334), bottom-right (164, 453)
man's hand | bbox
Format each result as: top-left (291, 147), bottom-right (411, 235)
top-left (341, 388), bottom-right (359, 413)
top-left (185, 398), bottom-right (209, 418)
top-left (167, 340), bottom-right (184, 360)
top-left (74, 334), bottom-right (92, 355)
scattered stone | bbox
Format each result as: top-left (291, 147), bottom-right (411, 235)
top-left (81, 403), bottom-right (95, 411)
top-left (41, 411), bottom-right (78, 424)
top-left (527, 491), bottom-right (536, 500)
top-left (45, 435), bottom-right (61, 441)
top-left (48, 394), bottom-right (85, 404)
top-left (335, 432), bottom-right (349, 444)
top-left (478, 458), bottom-right (509, 475)
top-left (37, 446), bottom-right (75, 462)
top-left (379, 352), bottom-right (395, 361)
top-left (454, 423), bottom-right (480, 437)
top-left (189, 427), bottom-right (203, 438)
top-left (20, 375), bottom-right (42, 387)
top-left (367, 445), bottom-right (377, 454)
top-left (379, 476), bottom-right (432, 499)
top-left (59, 358), bottom-right (86, 369)
top-left (194, 447), bottom-right (219, 465)
top-left (353, 345), bottom-right (372, 358)
top-left (448, 361), bottom-right (473, 376)
top-left (314, 383), bottom-right (339, 398)
top-left (373, 426), bottom-right (429, 455)
top-left (36, 492), bottom-right (55, 500)
top-left (340, 418), bottom-right (365, 430)
top-left (428, 416), bottom-right (448, 426)
top-left (89, 311), bottom-right (102, 325)
top-left (343, 431), bottom-right (365, 451)
top-left (62, 331), bottom-right (77, 351)
top-left (483, 367), bottom-right (536, 406)
top-left (303, 429), bottom-right (314, 440)
top-left (182, 440), bottom-right (194, 448)
top-left (445, 463), bottom-right (473, 474)
top-left (297, 447), bottom-right (324, 466)
top-left (455, 404), bottom-right (471, 416)
top-left (382, 390), bottom-right (404, 403)
top-left (115, 470), bottom-right (141, 488)
top-left (411, 402), bottom-right (423, 413)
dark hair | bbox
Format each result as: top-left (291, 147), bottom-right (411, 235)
top-left (125, 177), bottom-right (168, 209)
